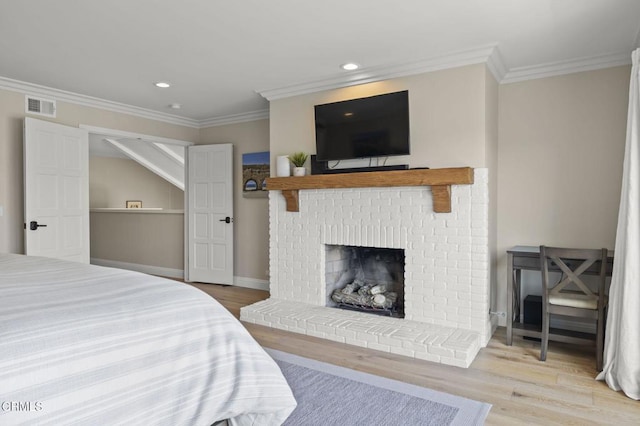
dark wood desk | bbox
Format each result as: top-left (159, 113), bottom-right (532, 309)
top-left (506, 246), bottom-right (613, 346)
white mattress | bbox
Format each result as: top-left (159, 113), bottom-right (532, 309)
top-left (0, 254), bottom-right (296, 425)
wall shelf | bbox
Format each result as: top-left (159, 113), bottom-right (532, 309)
top-left (90, 208), bottom-right (184, 214)
top-left (265, 167), bottom-right (474, 213)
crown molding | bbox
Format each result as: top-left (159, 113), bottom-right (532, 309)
top-left (258, 46), bottom-right (633, 99)
top-left (486, 46), bottom-right (507, 82)
top-left (501, 51), bottom-right (632, 84)
top-left (2, 46), bottom-right (634, 128)
top-left (0, 75), bottom-right (201, 128)
top-left (257, 45), bottom-right (501, 101)
top-left (0, 75), bottom-right (271, 128)
top-left (199, 109), bottom-right (269, 128)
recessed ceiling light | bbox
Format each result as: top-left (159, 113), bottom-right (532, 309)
top-left (341, 63), bottom-right (359, 71)
top-left (154, 82), bottom-right (171, 88)
top-left (169, 103), bottom-right (181, 109)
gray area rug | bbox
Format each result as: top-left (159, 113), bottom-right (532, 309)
top-left (267, 349), bottom-right (490, 426)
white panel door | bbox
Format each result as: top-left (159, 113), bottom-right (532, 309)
top-left (186, 144), bottom-right (234, 284)
top-left (24, 117), bottom-right (89, 262)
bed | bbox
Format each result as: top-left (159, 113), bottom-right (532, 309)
top-left (0, 253), bottom-right (296, 425)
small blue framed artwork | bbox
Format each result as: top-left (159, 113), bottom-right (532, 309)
top-left (242, 151), bottom-right (270, 198)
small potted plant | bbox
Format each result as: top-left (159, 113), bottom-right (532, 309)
top-left (289, 152), bottom-right (309, 176)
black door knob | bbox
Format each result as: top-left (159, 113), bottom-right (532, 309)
top-left (29, 221), bottom-right (47, 231)
top-left (218, 217), bottom-right (232, 224)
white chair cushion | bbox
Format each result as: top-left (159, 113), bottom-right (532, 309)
top-left (549, 293), bottom-right (598, 309)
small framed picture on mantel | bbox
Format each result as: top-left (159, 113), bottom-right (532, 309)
top-left (126, 200), bottom-right (142, 209)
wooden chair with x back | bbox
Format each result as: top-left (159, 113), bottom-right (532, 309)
top-left (539, 246), bottom-right (608, 371)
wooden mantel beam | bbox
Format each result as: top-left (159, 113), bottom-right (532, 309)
top-left (265, 167), bottom-right (473, 213)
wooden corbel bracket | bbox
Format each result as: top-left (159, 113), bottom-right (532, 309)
top-left (281, 189), bottom-right (300, 212)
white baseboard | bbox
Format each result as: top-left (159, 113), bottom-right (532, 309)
top-left (91, 258), bottom-right (184, 279)
top-left (233, 276), bottom-right (269, 291)
top-left (90, 258), bottom-right (269, 291)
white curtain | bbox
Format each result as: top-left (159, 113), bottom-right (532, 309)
top-left (596, 48), bottom-right (640, 400)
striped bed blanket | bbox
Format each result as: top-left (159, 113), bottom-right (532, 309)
top-left (0, 254), bottom-right (296, 425)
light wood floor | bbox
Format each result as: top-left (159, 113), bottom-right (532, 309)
top-left (188, 282), bottom-right (639, 425)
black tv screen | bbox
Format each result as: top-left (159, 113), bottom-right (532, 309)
top-left (314, 90), bottom-right (410, 162)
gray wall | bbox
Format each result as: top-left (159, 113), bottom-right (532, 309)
top-left (200, 119), bottom-right (271, 281)
top-left (496, 65), bottom-right (629, 322)
top-left (90, 157), bottom-right (184, 209)
top-left (0, 63), bottom-right (631, 296)
top-left (268, 63), bottom-right (630, 326)
top-left (0, 89), bottom-right (199, 254)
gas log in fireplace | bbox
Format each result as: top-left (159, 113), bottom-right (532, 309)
top-left (325, 245), bottom-right (405, 318)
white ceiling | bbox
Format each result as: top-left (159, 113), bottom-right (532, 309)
top-left (1, 0), bottom-right (639, 127)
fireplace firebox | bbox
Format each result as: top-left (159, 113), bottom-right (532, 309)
top-left (325, 245), bottom-right (405, 318)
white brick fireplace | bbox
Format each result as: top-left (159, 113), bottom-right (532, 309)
top-left (241, 168), bottom-right (492, 367)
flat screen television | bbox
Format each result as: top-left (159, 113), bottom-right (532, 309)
top-left (314, 90), bottom-right (410, 162)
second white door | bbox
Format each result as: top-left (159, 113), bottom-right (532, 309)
top-left (24, 117), bottom-right (89, 262)
top-left (186, 144), bottom-right (234, 284)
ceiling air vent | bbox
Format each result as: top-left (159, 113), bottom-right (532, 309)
top-left (25, 95), bottom-right (56, 118)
